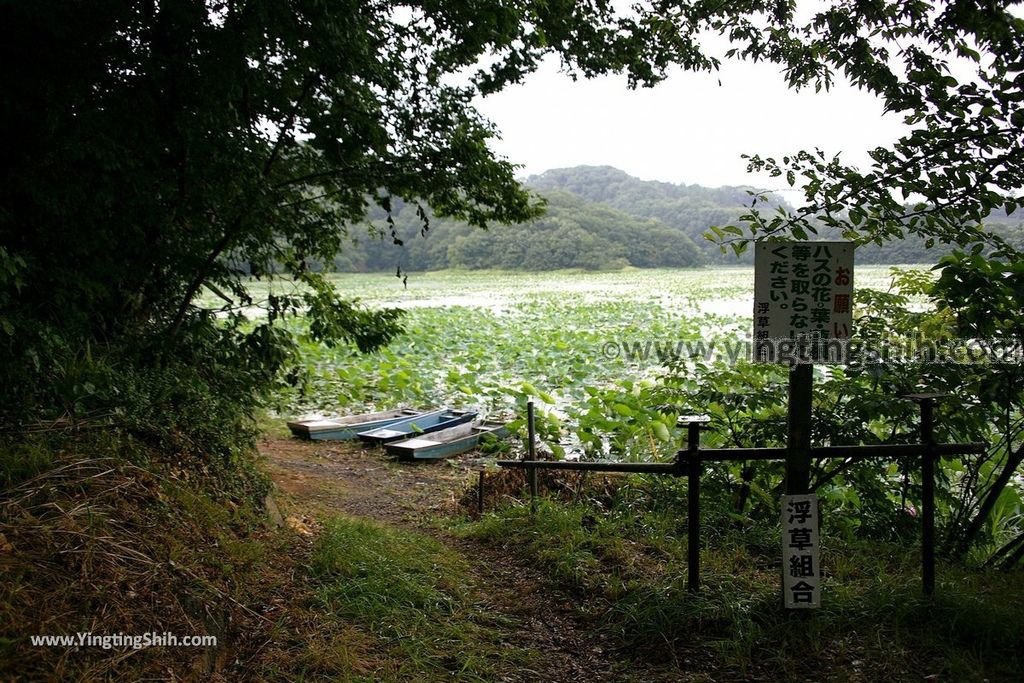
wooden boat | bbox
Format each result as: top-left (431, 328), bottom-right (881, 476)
top-left (286, 408), bottom-right (424, 441)
top-left (357, 408), bottom-right (478, 445)
top-left (385, 420), bottom-right (509, 460)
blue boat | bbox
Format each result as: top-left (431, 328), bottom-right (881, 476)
top-left (287, 408), bottom-right (425, 441)
top-left (357, 408), bottom-right (478, 444)
top-left (385, 420), bottom-right (509, 460)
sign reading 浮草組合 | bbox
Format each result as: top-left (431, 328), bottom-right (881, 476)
top-left (782, 493), bottom-right (821, 609)
top-left (753, 241), bottom-right (854, 363)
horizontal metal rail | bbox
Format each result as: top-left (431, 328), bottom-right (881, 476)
top-left (495, 433), bottom-right (988, 600)
top-left (697, 447), bottom-right (784, 461)
top-left (497, 441), bottom-right (988, 472)
top-left (810, 442), bottom-right (987, 459)
top-left (495, 459), bottom-right (678, 474)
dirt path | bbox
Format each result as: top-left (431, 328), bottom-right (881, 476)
top-left (259, 434), bottom-right (650, 682)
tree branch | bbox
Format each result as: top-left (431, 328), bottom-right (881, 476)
top-left (164, 68), bottom-right (323, 342)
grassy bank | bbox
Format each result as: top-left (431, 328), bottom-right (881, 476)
top-left (455, 488), bottom-right (1024, 681)
top-left (310, 517), bottom-right (537, 680)
top-left (0, 430), bottom-right (538, 680)
top-left (0, 430), bottom-right (274, 678)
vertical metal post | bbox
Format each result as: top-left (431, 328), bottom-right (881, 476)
top-left (786, 363), bottom-right (813, 495)
top-left (784, 362), bottom-right (814, 612)
top-left (477, 470), bottom-right (485, 514)
top-left (687, 421), bottom-right (702, 593)
top-left (527, 400), bottom-right (538, 514)
top-left (904, 392), bottom-right (947, 597)
top-left (920, 398), bottom-right (936, 597)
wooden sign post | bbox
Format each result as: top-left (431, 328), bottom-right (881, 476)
top-left (786, 363), bottom-right (813, 496)
top-left (754, 241), bottom-right (854, 609)
top-left (781, 492), bottom-right (821, 608)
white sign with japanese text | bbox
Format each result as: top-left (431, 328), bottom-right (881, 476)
top-left (753, 242), bottom-right (854, 363)
top-left (782, 493), bottom-right (821, 609)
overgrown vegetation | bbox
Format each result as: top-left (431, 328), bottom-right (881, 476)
top-left (272, 268), bottom-right (741, 416)
top-left (559, 267), bottom-right (1024, 567)
top-left (0, 430), bottom-right (273, 679)
top-left (269, 266), bottom-right (892, 415)
top-left (310, 516), bottom-right (537, 680)
top-left (276, 265), bottom-right (1023, 566)
top-left (456, 485), bottom-right (1024, 680)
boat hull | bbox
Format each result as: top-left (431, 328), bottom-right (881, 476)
top-left (357, 409), bottom-right (478, 444)
top-left (287, 408), bottom-right (423, 441)
top-left (385, 421), bottom-right (508, 460)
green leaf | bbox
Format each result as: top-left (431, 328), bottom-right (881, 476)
top-left (652, 421), bottom-right (671, 442)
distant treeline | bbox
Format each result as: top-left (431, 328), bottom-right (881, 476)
top-left (334, 186), bottom-right (706, 271)
top-left (326, 165), bottom-right (1024, 272)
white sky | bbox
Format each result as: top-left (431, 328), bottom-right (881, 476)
top-left (473, 55), bottom-right (910, 200)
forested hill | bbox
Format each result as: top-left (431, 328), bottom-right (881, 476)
top-left (333, 166), bottom-right (1024, 272)
top-left (335, 188), bottom-right (706, 272)
top-left (524, 166), bottom-right (777, 264)
top-left (334, 166), bottom-right (761, 271)
top-left (523, 166), bottom-right (1024, 265)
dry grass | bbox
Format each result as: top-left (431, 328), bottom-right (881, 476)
top-left (0, 444), bottom-right (263, 679)
top-left (462, 466), bottom-right (633, 516)
top-left (0, 428), bottom-right (323, 680)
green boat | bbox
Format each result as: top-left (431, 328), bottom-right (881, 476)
top-left (385, 420), bottom-right (508, 460)
top-left (286, 408), bottom-right (425, 441)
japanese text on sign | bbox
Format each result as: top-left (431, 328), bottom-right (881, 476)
top-left (782, 493), bottom-right (821, 609)
top-left (753, 242), bottom-right (854, 364)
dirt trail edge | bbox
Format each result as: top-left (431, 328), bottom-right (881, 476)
top-left (260, 434), bottom-right (657, 683)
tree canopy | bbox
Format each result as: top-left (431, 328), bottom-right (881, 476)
top-left (681, 0), bottom-right (1024, 255)
top-left (0, 0), bottom-right (694, 421)
top-left (2, 0), bottom-right (1024, 426)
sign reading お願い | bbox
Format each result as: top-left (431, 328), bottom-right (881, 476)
top-left (753, 242), bottom-right (854, 364)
